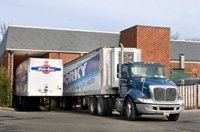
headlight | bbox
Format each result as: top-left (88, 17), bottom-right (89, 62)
top-left (137, 98), bottom-right (154, 104)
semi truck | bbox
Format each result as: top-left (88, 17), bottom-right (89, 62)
top-left (63, 46), bottom-right (184, 121)
top-left (14, 58), bottom-right (63, 110)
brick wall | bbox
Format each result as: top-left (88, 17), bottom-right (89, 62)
top-left (0, 51), bottom-right (14, 77)
top-left (120, 25), bottom-right (171, 76)
top-left (48, 52), bottom-right (81, 64)
top-left (171, 61), bottom-right (200, 77)
top-left (120, 27), bottom-right (137, 48)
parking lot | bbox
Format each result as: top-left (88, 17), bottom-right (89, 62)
top-left (0, 109), bottom-right (200, 132)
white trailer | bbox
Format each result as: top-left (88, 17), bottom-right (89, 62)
top-left (15, 58), bottom-right (63, 110)
top-left (63, 47), bottom-right (141, 96)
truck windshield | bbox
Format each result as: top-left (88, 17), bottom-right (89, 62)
top-left (131, 63), bottom-right (167, 78)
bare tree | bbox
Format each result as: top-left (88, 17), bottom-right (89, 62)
top-left (170, 31), bottom-right (180, 40)
top-left (0, 23), bottom-right (8, 42)
top-left (185, 37), bottom-right (200, 42)
top-left (170, 30), bottom-right (200, 42)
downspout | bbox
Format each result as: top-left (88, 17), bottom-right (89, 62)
top-left (10, 50), bottom-right (14, 107)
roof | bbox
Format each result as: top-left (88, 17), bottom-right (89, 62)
top-left (0, 30), bottom-right (8, 56)
top-left (170, 40), bottom-right (200, 61)
top-left (1, 25), bottom-right (200, 62)
top-left (0, 25), bottom-right (120, 56)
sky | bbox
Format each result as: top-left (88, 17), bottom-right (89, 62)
top-left (0, 0), bottom-right (200, 40)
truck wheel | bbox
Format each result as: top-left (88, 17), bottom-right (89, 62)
top-left (125, 98), bottom-right (137, 121)
top-left (167, 114), bottom-right (180, 121)
top-left (97, 98), bottom-right (107, 116)
top-left (106, 98), bottom-right (113, 116)
top-left (89, 97), bottom-right (97, 115)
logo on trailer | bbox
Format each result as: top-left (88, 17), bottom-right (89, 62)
top-left (31, 60), bottom-right (61, 74)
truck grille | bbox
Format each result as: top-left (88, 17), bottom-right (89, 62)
top-left (154, 87), bottom-right (176, 101)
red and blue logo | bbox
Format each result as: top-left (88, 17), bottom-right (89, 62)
top-left (31, 61), bottom-right (61, 74)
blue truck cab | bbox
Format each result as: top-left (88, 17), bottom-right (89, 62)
top-left (118, 62), bottom-right (184, 121)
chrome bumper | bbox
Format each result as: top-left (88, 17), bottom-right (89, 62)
top-left (136, 103), bottom-right (184, 115)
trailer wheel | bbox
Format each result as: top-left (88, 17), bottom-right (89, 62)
top-left (39, 97), bottom-right (51, 111)
top-left (89, 97), bottom-right (97, 115)
top-left (97, 98), bottom-right (107, 116)
top-left (125, 98), bottom-right (137, 121)
top-left (167, 114), bottom-right (180, 121)
top-left (81, 98), bottom-right (88, 110)
top-left (106, 98), bottom-right (113, 116)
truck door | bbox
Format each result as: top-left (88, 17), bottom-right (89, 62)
top-left (120, 64), bottom-right (129, 97)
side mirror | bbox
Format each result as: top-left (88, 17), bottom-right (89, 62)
top-left (117, 64), bottom-right (120, 73)
top-left (117, 73), bottom-right (121, 78)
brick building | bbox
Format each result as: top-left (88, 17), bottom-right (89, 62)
top-left (120, 26), bottom-right (171, 76)
top-left (0, 25), bottom-right (199, 90)
top-left (170, 40), bottom-right (200, 77)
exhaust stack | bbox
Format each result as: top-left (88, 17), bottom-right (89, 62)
top-left (179, 54), bottom-right (185, 70)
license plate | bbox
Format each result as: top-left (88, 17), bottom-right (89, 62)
top-left (163, 112), bottom-right (170, 116)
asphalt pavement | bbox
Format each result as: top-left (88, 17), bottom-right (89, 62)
top-left (0, 108), bottom-right (200, 132)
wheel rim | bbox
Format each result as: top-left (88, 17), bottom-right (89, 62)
top-left (126, 101), bottom-right (132, 118)
top-left (97, 102), bottom-right (102, 113)
top-left (90, 102), bottom-right (94, 112)
top-left (82, 98), bottom-right (86, 106)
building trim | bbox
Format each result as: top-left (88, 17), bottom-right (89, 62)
top-left (170, 39), bottom-right (200, 43)
top-left (6, 48), bottom-right (88, 54)
top-left (171, 60), bottom-right (200, 64)
top-left (9, 25), bottom-right (120, 35)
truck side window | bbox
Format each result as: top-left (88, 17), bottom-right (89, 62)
top-left (121, 65), bottom-right (129, 78)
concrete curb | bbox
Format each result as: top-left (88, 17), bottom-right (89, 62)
top-left (0, 107), bottom-right (15, 111)
top-left (183, 109), bottom-right (200, 113)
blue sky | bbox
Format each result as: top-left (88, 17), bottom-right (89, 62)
top-left (0, 0), bottom-right (200, 39)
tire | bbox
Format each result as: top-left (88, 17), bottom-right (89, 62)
top-left (39, 97), bottom-right (51, 111)
top-left (167, 114), bottom-right (180, 121)
top-left (81, 98), bottom-right (88, 110)
top-left (49, 97), bottom-right (60, 111)
top-left (106, 98), bottom-right (113, 116)
top-left (125, 98), bottom-right (137, 121)
top-left (89, 97), bottom-right (97, 115)
top-left (97, 98), bottom-right (107, 116)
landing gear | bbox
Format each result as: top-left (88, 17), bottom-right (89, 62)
top-left (62, 97), bottom-right (73, 110)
